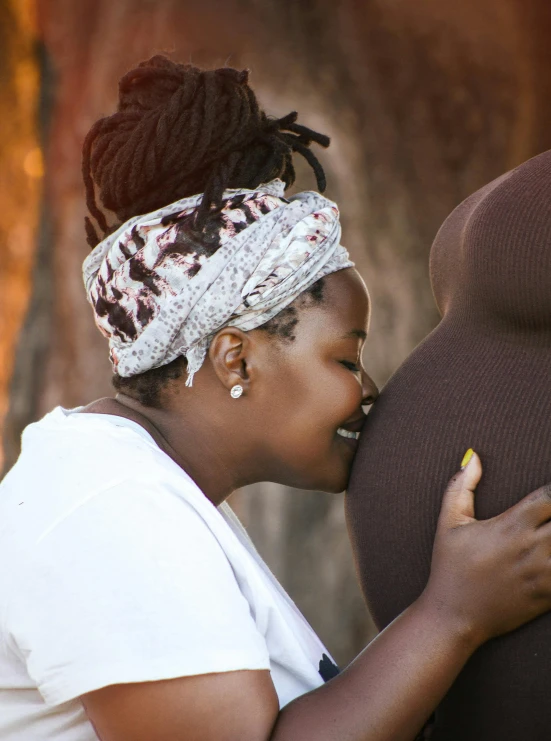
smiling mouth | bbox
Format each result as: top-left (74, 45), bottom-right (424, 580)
top-left (337, 428), bottom-right (360, 440)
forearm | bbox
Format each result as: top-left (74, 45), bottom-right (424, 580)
top-left (271, 595), bottom-right (479, 741)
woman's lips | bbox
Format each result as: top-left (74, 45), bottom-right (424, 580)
top-left (337, 427), bottom-right (360, 440)
top-left (335, 414), bottom-right (365, 451)
top-left (336, 431), bottom-right (360, 452)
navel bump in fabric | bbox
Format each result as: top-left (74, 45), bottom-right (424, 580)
top-left (230, 385), bottom-right (244, 399)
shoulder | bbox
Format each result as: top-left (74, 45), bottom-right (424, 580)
top-left (5, 406), bottom-right (185, 499)
top-left (0, 407), bottom-right (211, 573)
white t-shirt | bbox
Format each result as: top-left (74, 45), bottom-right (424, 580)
top-left (0, 407), bottom-right (337, 740)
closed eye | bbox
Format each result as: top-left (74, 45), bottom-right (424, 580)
top-left (340, 360), bottom-right (361, 373)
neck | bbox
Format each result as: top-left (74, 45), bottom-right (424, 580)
top-left (84, 394), bottom-right (261, 506)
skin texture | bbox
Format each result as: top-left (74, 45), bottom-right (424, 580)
top-left (84, 268), bottom-right (378, 503)
top-left (80, 268), bottom-right (551, 741)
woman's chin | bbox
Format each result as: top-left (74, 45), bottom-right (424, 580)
top-left (270, 445), bottom-right (353, 493)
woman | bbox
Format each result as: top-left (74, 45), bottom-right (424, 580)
top-left (1, 55), bottom-right (551, 741)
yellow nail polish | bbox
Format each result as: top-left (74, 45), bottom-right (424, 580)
top-left (461, 448), bottom-right (474, 469)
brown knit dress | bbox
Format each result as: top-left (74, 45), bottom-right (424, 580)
top-left (346, 150), bottom-right (551, 741)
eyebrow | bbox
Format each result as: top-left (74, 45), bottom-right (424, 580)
top-left (343, 329), bottom-right (367, 341)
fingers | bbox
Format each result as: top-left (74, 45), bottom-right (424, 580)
top-left (438, 450), bottom-right (482, 529)
top-left (460, 449), bottom-right (483, 494)
top-left (508, 483), bottom-right (551, 528)
top-left (437, 450), bottom-right (551, 534)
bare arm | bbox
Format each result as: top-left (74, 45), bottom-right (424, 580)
top-left (83, 453), bottom-right (551, 741)
top-left (83, 602), bottom-right (470, 741)
top-left (273, 596), bottom-right (474, 741)
top-left (83, 671), bottom-right (279, 741)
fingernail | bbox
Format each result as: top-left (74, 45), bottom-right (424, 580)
top-left (461, 448), bottom-right (474, 469)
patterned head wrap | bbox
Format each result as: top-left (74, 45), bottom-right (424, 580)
top-left (83, 179), bottom-right (353, 385)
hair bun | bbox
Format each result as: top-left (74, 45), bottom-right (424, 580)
top-left (82, 55), bottom-right (330, 248)
top-left (117, 55), bottom-right (195, 113)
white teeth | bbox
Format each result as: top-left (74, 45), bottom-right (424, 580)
top-left (337, 428), bottom-right (360, 440)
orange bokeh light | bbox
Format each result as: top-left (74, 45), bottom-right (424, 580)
top-left (0, 0), bottom-right (41, 469)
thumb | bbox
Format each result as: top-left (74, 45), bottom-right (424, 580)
top-left (438, 449), bottom-right (483, 529)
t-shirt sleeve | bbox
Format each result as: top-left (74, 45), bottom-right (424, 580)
top-left (7, 480), bottom-right (271, 706)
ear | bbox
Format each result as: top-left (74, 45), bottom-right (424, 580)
top-left (208, 327), bottom-right (252, 393)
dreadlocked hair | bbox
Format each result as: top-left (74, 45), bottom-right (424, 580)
top-left (85, 54), bottom-right (332, 407)
top-left (82, 54), bottom-right (330, 248)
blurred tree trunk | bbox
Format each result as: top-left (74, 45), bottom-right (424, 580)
top-left (0, 0), bottom-right (41, 467)
top-left (3, 0), bottom-right (551, 664)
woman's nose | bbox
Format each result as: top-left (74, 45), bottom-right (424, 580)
top-left (361, 371), bottom-right (379, 407)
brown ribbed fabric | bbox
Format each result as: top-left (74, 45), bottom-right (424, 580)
top-left (346, 150), bottom-right (551, 741)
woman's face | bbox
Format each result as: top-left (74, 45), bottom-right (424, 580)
top-left (252, 268), bottom-right (378, 493)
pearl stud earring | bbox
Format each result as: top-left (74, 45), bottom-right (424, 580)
top-left (230, 384), bottom-right (243, 399)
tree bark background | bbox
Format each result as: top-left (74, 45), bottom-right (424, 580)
top-left (0, 0), bottom-right (40, 461)
top-left (2, 0), bottom-right (551, 665)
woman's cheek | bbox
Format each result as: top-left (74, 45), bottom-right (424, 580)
top-left (333, 369), bottom-right (364, 415)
